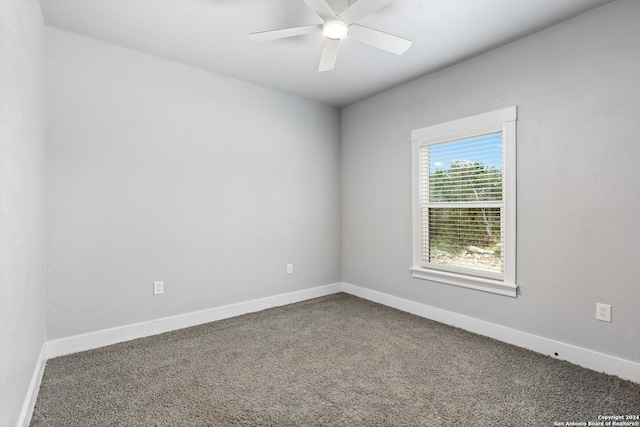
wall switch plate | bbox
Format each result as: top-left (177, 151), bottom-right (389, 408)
top-left (596, 303), bottom-right (611, 322)
top-left (287, 264), bottom-right (293, 274)
top-left (153, 281), bottom-right (164, 295)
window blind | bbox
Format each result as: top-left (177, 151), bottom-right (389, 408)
top-left (419, 132), bottom-right (504, 277)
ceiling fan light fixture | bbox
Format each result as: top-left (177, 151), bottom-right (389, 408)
top-left (323, 20), bottom-right (348, 39)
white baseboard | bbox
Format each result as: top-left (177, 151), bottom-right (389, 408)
top-left (17, 343), bottom-right (47, 427)
top-left (341, 282), bottom-right (640, 384)
top-left (46, 283), bottom-right (342, 359)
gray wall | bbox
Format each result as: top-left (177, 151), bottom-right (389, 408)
top-left (0, 0), bottom-right (46, 424)
top-left (341, 0), bottom-right (640, 362)
top-left (45, 28), bottom-right (341, 340)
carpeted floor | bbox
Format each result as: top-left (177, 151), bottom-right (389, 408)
top-left (31, 293), bottom-right (640, 426)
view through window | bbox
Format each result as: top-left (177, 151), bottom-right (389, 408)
top-left (420, 132), bottom-right (503, 277)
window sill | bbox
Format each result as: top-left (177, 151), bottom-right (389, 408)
top-left (410, 267), bottom-right (517, 297)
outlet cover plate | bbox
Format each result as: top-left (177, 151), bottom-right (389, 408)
top-left (596, 303), bottom-right (611, 322)
top-left (154, 281), bottom-right (164, 295)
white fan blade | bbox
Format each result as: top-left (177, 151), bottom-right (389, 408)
top-left (302, 0), bottom-right (336, 21)
top-left (338, 0), bottom-right (395, 25)
top-left (249, 24), bottom-right (323, 42)
top-left (348, 25), bottom-right (411, 55)
top-left (318, 38), bottom-right (340, 72)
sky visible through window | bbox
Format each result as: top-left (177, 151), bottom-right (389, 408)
top-left (429, 132), bottom-right (503, 172)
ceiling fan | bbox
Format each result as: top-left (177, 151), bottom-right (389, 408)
top-left (249, 0), bottom-right (412, 72)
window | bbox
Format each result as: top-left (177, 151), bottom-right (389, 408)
top-left (411, 107), bottom-right (517, 297)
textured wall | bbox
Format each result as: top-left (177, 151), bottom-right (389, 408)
top-left (44, 28), bottom-right (341, 340)
top-left (0, 0), bottom-right (46, 424)
top-left (341, 0), bottom-right (640, 362)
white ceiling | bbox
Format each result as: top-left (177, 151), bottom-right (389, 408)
top-left (40, 0), bottom-right (615, 107)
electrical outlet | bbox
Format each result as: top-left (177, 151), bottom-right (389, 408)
top-left (153, 281), bottom-right (164, 295)
top-left (596, 303), bottom-right (611, 322)
top-left (287, 264), bottom-right (293, 274)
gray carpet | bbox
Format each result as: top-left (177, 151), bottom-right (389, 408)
top-left (31, 293), bottom-right (640, 426)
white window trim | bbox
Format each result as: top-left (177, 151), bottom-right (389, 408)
top-left (411, 106), bottom-right (517, 298)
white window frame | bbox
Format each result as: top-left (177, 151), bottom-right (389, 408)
top-left (411, 107), bottom-right (517, 297)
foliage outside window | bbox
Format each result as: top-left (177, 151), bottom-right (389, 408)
top-left (411, 107), bottom-right (517, 297)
